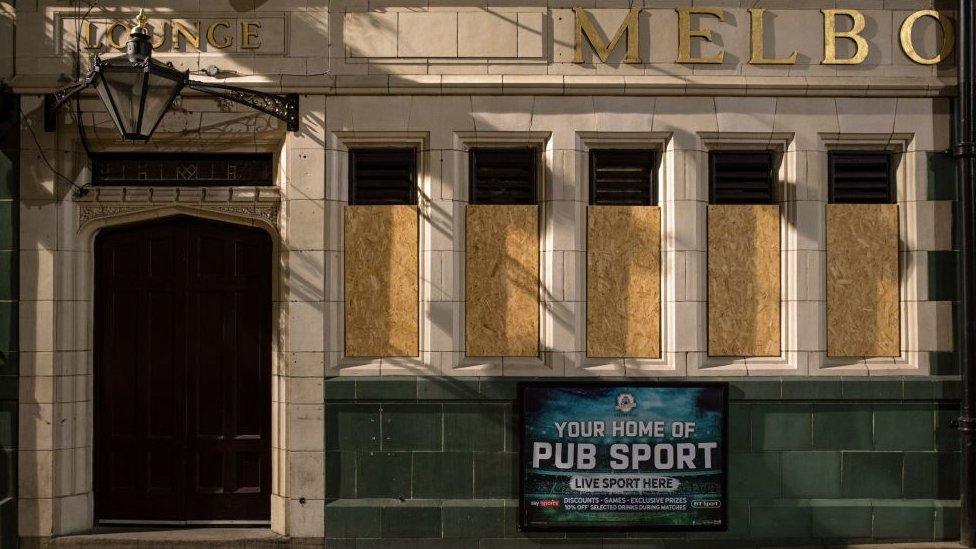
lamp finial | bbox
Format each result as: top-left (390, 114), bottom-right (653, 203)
top-left (132, 9), bottom-right (149, 35)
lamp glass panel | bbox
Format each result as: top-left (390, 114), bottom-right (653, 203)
top-left (95, 67), bottom-right (145, 136)
top-left (138, 70), bottom-right (183, 137)
top-left (93, 74), bottom-right (126, 138)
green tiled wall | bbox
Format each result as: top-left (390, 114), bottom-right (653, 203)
top-left (324, 377), bottom-right (961, 546)
top-left (0, 92), bottom-right (18, 548)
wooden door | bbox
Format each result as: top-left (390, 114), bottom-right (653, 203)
top-left (95, 216), bottom-right (272, 523)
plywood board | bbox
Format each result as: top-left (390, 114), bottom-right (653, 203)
top-left (708, 204), bottom-right (781, 357)
top-left (586, 206), bottom-right (661, 358)
top-left (826, 203), bottom-right (900, 357)
top-left (466, 205), bottom-right (539, 357)
top-left (344, 205), bottom-right (419, 357)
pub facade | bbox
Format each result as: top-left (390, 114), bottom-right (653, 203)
top-left (0, 0), bottom-right (965, 545)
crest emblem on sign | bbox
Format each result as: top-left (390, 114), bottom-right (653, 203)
top-left (615, 393), bottom-right (636, 413)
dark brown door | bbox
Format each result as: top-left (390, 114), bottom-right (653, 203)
top-left (95, 216), bottom-right (272, 523)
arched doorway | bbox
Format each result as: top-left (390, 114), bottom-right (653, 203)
top-left (94, 216), bottom-right (272, 523)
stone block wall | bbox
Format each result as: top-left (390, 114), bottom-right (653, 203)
top-left (0, 91), bottom-right (19, 548)
top-left (323, 377), bottom-right (962, 545)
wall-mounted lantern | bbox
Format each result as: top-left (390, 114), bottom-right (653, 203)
top-left (44, 10), bottom-right (299, 140)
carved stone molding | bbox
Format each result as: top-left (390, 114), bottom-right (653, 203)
top-left (78, 202), bottom-right (280, 230)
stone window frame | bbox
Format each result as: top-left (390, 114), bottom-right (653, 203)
top-left (448, 131), bottom-right (556, 376)
top-left (574, 131), bottom-right (679, 376)
top-left (689, 132), bottom-right (801, 376)
top-left (814, 132), bottom-right (938, 375)
top-left (325, 132), bottom-right (432, 376)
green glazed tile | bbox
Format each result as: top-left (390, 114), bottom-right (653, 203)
top-left (381, 505), bottom-right (441, 539)
top-left (382, 403), bottom-right (442, 451)
top-left (780, 451), bottom-right (841, 498)
top-left (442, 503), bottom-right (504, 538)
top-left (748, 502), bottom-right (811, 539)
top-left (443, 403), bottom-right (506, 451)
top-left (750, 403), bottom-right (812, 451)
top-left (474, 452), bottom-right (516, 498)
top-left (873, 503), bottom-right (935, 540)
top-left (811, 504), bottom-right (873, 539)
top-left (841, 452), bottom-right (903, 498)
top-left (325, 404), bottom-right (381, 451)
top-left (874, 403), bottom-right (935, 450)
top-left (325, 502), bottom-right (381, 539)
top-left (357, 378), bottom-right (417, 400)
top-left (413, 452), bottom-right (473, 499)
top-left (729, 453), bottom-right (780, 498)
top-left (813, 403), bottom-right (873, 450)
top-left (357, 452), bottom-right (411, 498)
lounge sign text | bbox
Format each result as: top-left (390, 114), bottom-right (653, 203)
top-left (63, 15), bottom-right (285, 54)
top-left (575, 8), bottom-right (954, 65)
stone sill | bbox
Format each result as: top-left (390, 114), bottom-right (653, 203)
top-left (324, 376), bottom-right (963, 403)
top-left (8, 74), bottom-right (958, 98)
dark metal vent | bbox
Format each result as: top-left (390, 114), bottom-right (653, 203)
top-left (91, 153), bottom-right (275, 187)
top-left (469, 148), bottom-right (537, 205)
top-left (589, 149), bottom-right (656, 206)
top-left (829, 151), bottom-right (894, 204)
top-left (349, 148), bottom-right (417, 206)
top-left (709, 151), bottom-right (776, 205)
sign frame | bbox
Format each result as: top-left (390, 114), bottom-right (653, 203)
top-left (517, 380), bottom-right (729, 532)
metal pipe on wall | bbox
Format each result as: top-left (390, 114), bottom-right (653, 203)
top-left (957, 0), bottom-right (976, 545)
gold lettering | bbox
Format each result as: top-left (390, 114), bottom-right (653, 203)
top-left (900, 10), bottom-right (954, 65)
top-left (172, 21), bottom-right (201, 51)
top-left (207, 21), bottom-right (234, 49)
top-left (822, 9), bottom-right (869, 65)
top-left (241, 21), bottom-right (262, 49)
top-left (677, 8), bottom-right (725, 64)
top-left (150, 21), bottom-right (166, 49)
top-left (749, 8), bottom-right (797, 65)
top-left (573, 7), bottom-right (640, 64)
top-left (106, 23), bottom-right (129, 50)
top-left (79, 20), bottom-right (95, 49)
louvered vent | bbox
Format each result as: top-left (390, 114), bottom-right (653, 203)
top-left (469, 148), bottom-right (537, 205)
top-left (709, 151), bottom-right (776, 205)
top-left (829, 151), bottom-right (894, 204)
top-left (349, 148), bottom-right (417, 205)
top-left (590, 149), bottom-right (656, 206)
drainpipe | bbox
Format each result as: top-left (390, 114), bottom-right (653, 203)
top-left (957, 0), bottom-right (976, 546)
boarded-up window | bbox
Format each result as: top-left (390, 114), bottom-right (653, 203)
top-left (469, 148), bottom-right (537, 205)
top-left (707, 150), bottom-right (781, 357)
top-left (349, 148), bottom-right (417, 205)
top-left (709, 151), bottom-right (776, 205)
top-left (589, 149), bottom-right (656, 206)
top-left (826, 150), bottom-right (899, 357)
top-left (829, 151), bottom-right (894, 204)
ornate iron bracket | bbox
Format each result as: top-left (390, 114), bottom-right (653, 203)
top-left (43, 79), bottom-right (91, 132)
top-left (187, 81), bottom-right (299, 132)
top-left (45, 78), bottom-right (300, 134)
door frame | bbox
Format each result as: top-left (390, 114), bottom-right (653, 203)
top-left (28, 205), bottom-right (289, 535)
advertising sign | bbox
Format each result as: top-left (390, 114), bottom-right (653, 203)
top-left (519, 382), bottom-right (727, 531)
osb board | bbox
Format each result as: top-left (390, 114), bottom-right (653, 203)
top-left (707, 204), bottom-right (781, 357)
top-left (344, 205), bottom-right (419, 357)
top-left (466, 205), bottom-right (539, 357)
top-left (586, 206), bottom-right (661, 358)
top-left (826, 203), bottom-right (900, 357)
